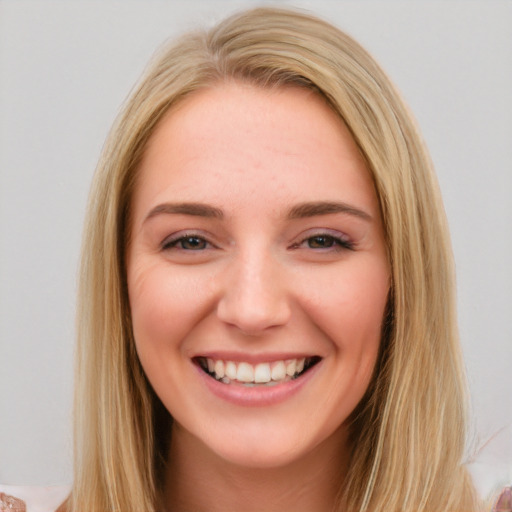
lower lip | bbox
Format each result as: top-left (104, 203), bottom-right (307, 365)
top-left (195, 361), bottom-right (321, 407)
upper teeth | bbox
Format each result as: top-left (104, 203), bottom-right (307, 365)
top-left (202, 357), bottom-right (307, 384)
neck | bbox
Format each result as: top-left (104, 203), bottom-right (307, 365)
top-left (163, 423), bottom-right (349, 512)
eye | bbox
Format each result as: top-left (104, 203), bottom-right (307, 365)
top-left (162, 234), bottom-right (210, 251)
top-left (306, 235), bottom-right (338, 249)
top-left (291, 231), bottom-right (354, 252)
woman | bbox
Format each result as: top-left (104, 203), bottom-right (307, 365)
top-left (68, 7), bottom-right (480, 512)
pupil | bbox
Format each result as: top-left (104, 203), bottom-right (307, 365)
top-left (309, 236), bottom-right (334, 248)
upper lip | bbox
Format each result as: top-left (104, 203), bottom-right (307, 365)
top-left (192, 351), bottom-right (320, 364)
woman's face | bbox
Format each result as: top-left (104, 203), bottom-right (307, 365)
top-left (127, 83), bottom-right (390, 468)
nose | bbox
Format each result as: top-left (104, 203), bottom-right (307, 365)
top-left (216, 250), bottom-right (292, 335)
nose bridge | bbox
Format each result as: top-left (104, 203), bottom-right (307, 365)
top-left (217, 242), bottom-right (291, 334)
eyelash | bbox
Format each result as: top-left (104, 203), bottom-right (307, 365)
top-left (292, 233), bottom-right (354, 252)
top-left (161, 232), bottom-right (354, 252)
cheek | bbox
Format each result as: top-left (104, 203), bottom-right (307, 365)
top-left (297, 257), bottom-right (389, 410)
top-left (317, 263), bottom-right (389, 413)
top-left (128, 261), bottom-right (212, 356)
top-left (299, 260), bottom-right (390, 350)
top-left (127, 261), bottom-right (220, 412)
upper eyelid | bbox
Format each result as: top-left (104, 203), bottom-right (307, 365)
top-left (295, 228), bottom-right (351, 242)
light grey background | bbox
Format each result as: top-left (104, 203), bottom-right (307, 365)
top-left (1, 0), bottom-right (511, 486)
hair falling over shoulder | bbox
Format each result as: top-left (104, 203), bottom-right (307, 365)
top-left (70, 7), bottom-right (480, 512)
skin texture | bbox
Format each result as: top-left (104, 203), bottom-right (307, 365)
top-left (127, 82), bottom-right (390, 512)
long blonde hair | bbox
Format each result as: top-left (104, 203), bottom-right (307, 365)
top-left (72, 7), bottom-right (478, 511)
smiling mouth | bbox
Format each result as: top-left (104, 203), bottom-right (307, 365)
top-left (195, 356), bottom-right (321, 386)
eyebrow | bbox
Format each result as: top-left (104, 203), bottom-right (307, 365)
top-left (144, 202), bottom-right (224, 222)
top-left (144, 200), bottom-right (372, 223)
top-left (286, 201), bottom-right (372, 221)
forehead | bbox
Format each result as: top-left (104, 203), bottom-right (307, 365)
top-left (132, 82), bottom-right (378, 222)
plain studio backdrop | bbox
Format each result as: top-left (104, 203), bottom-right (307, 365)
top-left (0, 0), bottom-right (511, 492)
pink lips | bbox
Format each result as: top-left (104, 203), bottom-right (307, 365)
top-left (195, 355), bottom-right (321, 407)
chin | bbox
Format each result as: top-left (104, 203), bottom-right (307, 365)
top-left (208, 438), bottom-right (311, 470)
